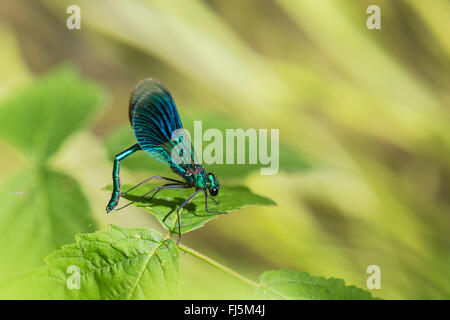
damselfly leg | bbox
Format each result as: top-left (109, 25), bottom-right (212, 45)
top-left (117, 183), bottom-right (187, 211)
top-left (120, 176), bottom-right (185, 196)
top-left (204, 191), bottom-right (227, 215)
top-left (175, 190), bottom-right (200, 244)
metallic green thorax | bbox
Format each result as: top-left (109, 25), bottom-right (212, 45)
top-left (181, 165), bottom-right (219, 192)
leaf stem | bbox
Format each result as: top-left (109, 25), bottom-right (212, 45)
top-left (177, 243), bottom-right (259, 288)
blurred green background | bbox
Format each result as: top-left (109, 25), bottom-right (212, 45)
top-left (0, 0), bottom-right (449, 299)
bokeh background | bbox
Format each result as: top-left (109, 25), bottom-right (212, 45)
top-left (0, 0), bottom-right (449, 299)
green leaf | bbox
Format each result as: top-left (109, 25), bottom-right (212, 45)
top-left (256, 269), bottom-right (376, 300)
top-left (0, 168), bottom-right (97, 283)
top-left (32, 225), bottom-right (180, 299)
top-left (107, 184), bottom-right (275, 234)
top-left (0, 66), bottom-right (104, 163)
top-left (104, 109), bottom-right (312, 178)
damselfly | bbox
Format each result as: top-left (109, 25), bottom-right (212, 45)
top-left (106, 78), bottom-right (226, 243)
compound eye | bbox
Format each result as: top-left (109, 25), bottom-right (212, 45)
top-left (210, 187), bottom-right (218, 196)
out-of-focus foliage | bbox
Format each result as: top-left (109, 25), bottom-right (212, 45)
top-left (33, 225), bottom-right (180, 299)
top-left (0, 67), bottom-right (103, 162)
top-left (0, 0), bottom-right (448, 299)
top-left (0, 67), bottom-right (103, 297)
top-left (108, 184), bottom-right (275, 234)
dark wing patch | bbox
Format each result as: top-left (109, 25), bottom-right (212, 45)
top-left (129, 78), bottom-right (197, 169)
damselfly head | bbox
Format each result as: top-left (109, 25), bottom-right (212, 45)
top-left (206, 172), bottom-right (219, 197)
